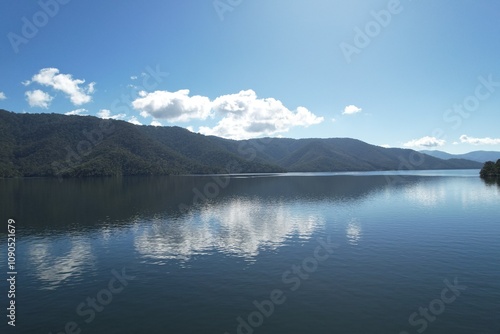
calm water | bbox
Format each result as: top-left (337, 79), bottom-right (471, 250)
top-left (1, 170), bottom-right (499, 333)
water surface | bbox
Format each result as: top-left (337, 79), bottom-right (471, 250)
top-left (0, 170), bottom-right (499, 333)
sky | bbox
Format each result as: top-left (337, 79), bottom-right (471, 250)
top-left (1, 0), bottom-right (499, 154)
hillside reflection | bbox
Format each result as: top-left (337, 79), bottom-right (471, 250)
top-left (0, 174), bottom-right (395, 234)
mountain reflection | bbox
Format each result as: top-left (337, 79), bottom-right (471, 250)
top-left (0, 175), bottom-right (393, 234)
top-left (134, 197), bottom-right (325, 262)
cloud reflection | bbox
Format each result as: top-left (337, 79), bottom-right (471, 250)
top-left (28, 238), bottom-right (94, 290)
top-left (404, 178), bottom-right (499, 208)
top-left (403, 181), bottom-right (446, 207)
top-left (134, 198), bottom-right (325, 262)
top-left (346, 219), bottom-right (362, 245)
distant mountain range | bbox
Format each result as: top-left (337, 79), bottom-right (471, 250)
top-left (0, 109), bottom-right (483, 177)
top-left (420, 150), bottom-right (500, 163)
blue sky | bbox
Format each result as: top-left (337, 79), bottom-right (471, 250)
top-left (1, 0), bottom-right (499, 153)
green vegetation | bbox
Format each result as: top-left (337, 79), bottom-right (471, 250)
top-left (479, 159), bottom-right (500, 178)
top-left (0, 109), bottom-right (484, 178)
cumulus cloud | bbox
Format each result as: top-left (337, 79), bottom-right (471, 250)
top-left (87, 82), bottom-right (96, 94)
top-left (342, 105), bottom-right (362, 115)
top-left (25, 90), bottom-right (53, 108)
top-left (132, 89), bottom-right (212, 122)
top-left (200, 90), bottom-right (323, 139)
top-left (150, 120), bottom-right (162, 127)
top-left (381, 144), bottom-right (391, 148)
top-left (0, 92), bottom-right (6, 100)
top-left (132, 89), bottom-right (323, 139)
top-left (97, 109), bottom-right (126, 120)
top-left (128, 116), bottom-right (142, 125)
top-left (403, 136), bottom-right (446, 148)
top-left (459, 135), bottom-right (500, 145)
top-left (25, 68), bottom-right (95, 105)
top-left (65, 108), bottom-right (88, 116)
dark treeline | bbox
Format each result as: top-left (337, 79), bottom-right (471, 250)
top-left (480, 159), bottom-right (500, 178)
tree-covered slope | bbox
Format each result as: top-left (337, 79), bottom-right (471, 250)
top-left (0, 110), bottom-right (208, 177)
top-left (480, 160), bottom-right (500, 178)
top-left (0, 109), bottom-right (483, 178)
top-left (246, 137), bottom-right (482, 172)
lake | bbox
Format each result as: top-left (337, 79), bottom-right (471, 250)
top-left (1, 170), bottom-right (499, 333)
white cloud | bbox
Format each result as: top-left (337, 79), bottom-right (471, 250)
top-left (128, 116), bottom-right (142, 125)
top-left (331, 118), bottom-right (337, 123)
top-left (200, 90), bottom-right (323, 139)
top-left (26, 68), bottom-right (95, 105)
top-left (25, 90), bottom-right (53, 108)
top-left (97, 109), bottom-right (126, 120)
top-left (403, 136), bottom-right (446, 148)
top-left (150, 120), bottom-right (162, 127)
top-left (459, 135), bottom-right (500, 145)
top-left (342, 105), bottom-right (362, 115)
top-left (186, 126), bottom-right (195, 133)
top-left (87, 82), bottom-right (96, 94)
top-left (132, 89), bottom-right (323, 139)
top-left (381, 144), bottom-right (391, 148)
top-left (132, 89), bottom-right (212, 122)
top-left (130, 76), bottom-right (138, 80)
top-left (0, 92), bottom-right (6, 100)
top-left (65, 108), bottom-right (88, 116)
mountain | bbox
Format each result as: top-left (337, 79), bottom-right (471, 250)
top-left (421, 150), bottom-right (500, 163)
top-left (0, 109), bottom-right (483, 178)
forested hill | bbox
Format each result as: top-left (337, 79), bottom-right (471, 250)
top-left (0, 109), bottom-right (482, 178)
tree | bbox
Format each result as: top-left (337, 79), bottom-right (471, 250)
top-left (480, 160), bottom-right (500, 178)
